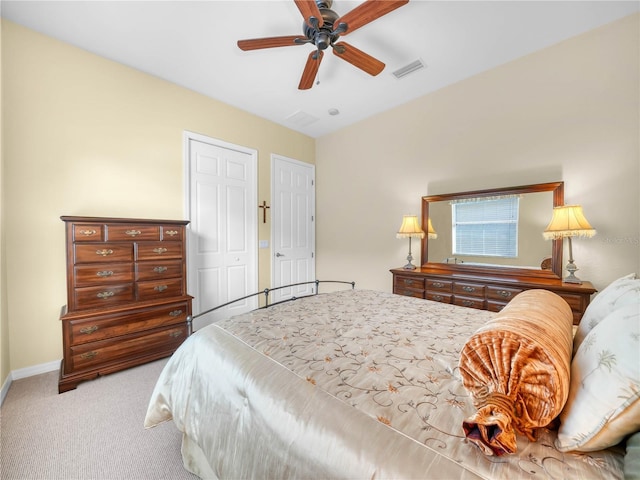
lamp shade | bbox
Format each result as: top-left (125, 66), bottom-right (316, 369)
top-left (396, 215), bottom-right (425, 239)
top-left (426, 218), bottom-right (438, 239)
top-left (543, 205), bottom-right (596, 240)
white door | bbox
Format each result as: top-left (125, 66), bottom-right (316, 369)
top-left (185, 132), bottom-right (258, 330)
top-left (271, 154), bottom-right (315, 304)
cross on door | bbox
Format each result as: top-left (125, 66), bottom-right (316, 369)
top-left (258, 200), bottom-right (270, 223)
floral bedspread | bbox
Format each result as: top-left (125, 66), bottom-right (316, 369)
top-left (215, 289), bottom-right (624, 478)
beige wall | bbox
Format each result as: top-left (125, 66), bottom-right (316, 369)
top-left (0, 20), bottom-right (315, 379)
top-left (0, 19), bottom-right (8, 385)
top-left (316, 14), bottom-right (640, 293)
top-left (2, 14), bottom-right (639, 383)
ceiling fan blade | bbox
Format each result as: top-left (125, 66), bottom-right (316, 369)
top-left (334, 0), bottom-right (409, 35)
top-left (237, 35), bottom-right (307, 51)
top-left (294, 0), bottom-right (324, 29)
top-left (299, 50), bottom-right (324, 90)
top-left (332, 42), bottom-right (384, 76)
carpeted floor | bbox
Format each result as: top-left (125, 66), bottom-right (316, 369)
top-left (0, 358), bottom-right (199, 480)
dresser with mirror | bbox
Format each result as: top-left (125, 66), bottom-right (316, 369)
top-left (391, 182), bottom-right (596, 324)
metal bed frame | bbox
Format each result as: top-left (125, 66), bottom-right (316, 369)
top-left (187, 280), bottom-right (356, 329)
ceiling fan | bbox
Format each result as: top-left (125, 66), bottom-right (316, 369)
top-left (237, 0), bottom-right (409, 90)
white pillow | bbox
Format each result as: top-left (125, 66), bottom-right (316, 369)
top-left (573, 273), bottom-right (639, 353)
top-left (556, 303), bottom-right (640, 452)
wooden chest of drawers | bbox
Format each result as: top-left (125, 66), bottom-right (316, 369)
top-left (392, 267), bottom-right (596, 325)
top-left (59, 216), bottom-right (192, 393)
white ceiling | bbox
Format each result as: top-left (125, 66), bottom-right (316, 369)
top-left (2, 1), bottom-right (638, 138)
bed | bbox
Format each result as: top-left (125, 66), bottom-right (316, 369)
top-left (144, 284), bottom-right (637, 479)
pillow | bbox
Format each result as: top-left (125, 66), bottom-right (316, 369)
top-left (556, 303), bottom-right (640, 452)
top-left (459, 289), bottom-right (573, 456)
top-left (625, 431), bottom-right (640, 480)
top-left (574, 273), bottom-right (639, 354)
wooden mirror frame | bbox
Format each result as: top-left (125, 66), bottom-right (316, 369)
top-left (421, 181), bottom-right (564, 280)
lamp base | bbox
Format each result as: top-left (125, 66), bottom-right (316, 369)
top-left (563, 260), bottom-right (582, 284)
top-left (403, 252), bottom-right (416, 270)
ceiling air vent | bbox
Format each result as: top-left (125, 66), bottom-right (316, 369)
top-left (392, 59), bottom-right (426, 79)
top-left (285, 110), bottom-right (319, 127)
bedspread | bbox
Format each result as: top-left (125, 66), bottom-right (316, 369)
top-left (144, 289), bottom-right (624, 479)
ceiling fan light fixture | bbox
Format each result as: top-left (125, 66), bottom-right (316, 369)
top-left (316, 31), bottom-right (332, 50)
top-left (392, 59), bottom-right (426, 79)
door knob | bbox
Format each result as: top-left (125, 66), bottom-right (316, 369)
top-left (275, 252), bottom-right (284, 257)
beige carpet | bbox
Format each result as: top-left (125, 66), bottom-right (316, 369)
top-left (0, 358), bottom-right (199, 480)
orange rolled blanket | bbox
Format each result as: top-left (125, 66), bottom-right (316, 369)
top-left (459, 289), bottom-right (573, 456)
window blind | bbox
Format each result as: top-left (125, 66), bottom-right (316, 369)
top-left (452, 196), bottom-right (519, 257)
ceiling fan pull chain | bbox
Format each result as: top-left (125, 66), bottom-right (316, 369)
top-left (316, 47), bottom-right (321, 85)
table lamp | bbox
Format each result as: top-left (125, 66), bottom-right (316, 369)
top-left (543, 205), bottom-right (596, 284)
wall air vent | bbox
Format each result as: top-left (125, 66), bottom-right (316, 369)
top-left (392, 59), bottom-right (426, 79)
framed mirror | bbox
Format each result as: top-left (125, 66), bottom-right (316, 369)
top-left (421, 182), bottom-right (564, 279)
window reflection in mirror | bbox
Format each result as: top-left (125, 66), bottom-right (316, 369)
top-left (427, 191), bottom-right (553, 269)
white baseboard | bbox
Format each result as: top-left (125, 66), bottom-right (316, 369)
top-left (1, 360), bottom-right (61, 406)
top-left (11, 359), bottom-right (60, 380)
top-left (0, 375), bottom-right (11, 407)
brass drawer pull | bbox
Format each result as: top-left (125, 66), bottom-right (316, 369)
top-left (432, 282), bottom-right (445, 288)
top-left (153, 266), bottom-right (168, 273)
top-left (169, 309), bottom-right (183, 317)
top-left (462, 286), bottom-right (476, 292)
top-left (169, 331), bottom-right (183, 338)
top-left (80, 351), bottom-right (98, 359)
top-left (96, 249), bottom-right (114, 257)
top-left (79, 229), bottom-right (97, 236)
top-left (79, 325), bottom-right (99, 334)
top-left (153, 247), bottom-right (168, 254)
top-left (154, 285), bottom-right (168, 292)
top-left (497, 290), bottom-right (512, 298)
top-left (165, 230), bottom-right (179, 236)
top-left (96, 291), bottom-right (115, 299)
top-left (462, 300), bottom-right (475, 307)
top-left (96, 270), bottom-right (114, 277)
top-left (126, 229), bottom-right (141, 237)
top-left (433, 295), bottom-right (443, 302)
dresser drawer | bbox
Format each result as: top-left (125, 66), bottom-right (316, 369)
top-left (394, 275), bottom-right (425, 291)
top-left (106, 224), bottom-right (160, 241)
top-left (454, 296), bottom-right (485, 309)
top-left (136, 242), bottom-right (183, 260)
top-left (137, 278), bottom-right (184, 300)
top-left (161, 225), bottom-right (184, 241)
top-left (74, 263), bottom-right (134, 287)
top-left (67, 301), bottom-right (190, 346)
top-left (426, 292), bottom-right (452, 304)
top-left (426, 278), bottom-right (453, 292)
top-left (73, 284), bottom-right (135, 310)
top-left (555, 292), bottom-right (588, 324)
top-left (486, 300), bottom-right (508, 313)
top-left (486, 285), bottom-right (523, 302)
top-left (556, 292), bottom-right (584, 312)
top-left (453, 282), bottom-right (485, 298)
top-left (136, 260), bottom-right (183, 281)
top-left (67, 324), bottom-right (188, 372)
top-left (74, 243), bottom-right (134, 264)
top-left (395, 288), bottom-right (425, 299)
top-left (72, 224), bottom-right (104, 242)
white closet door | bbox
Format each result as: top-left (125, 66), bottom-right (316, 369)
top-left (185, 133), bottom-right (257, 330)
top-left (271, 154), bottom-right (315, 304)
